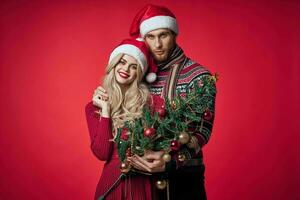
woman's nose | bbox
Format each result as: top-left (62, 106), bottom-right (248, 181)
top-left (122, 64), bottom-right (130, 71)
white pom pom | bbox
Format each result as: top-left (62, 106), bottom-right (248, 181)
top-left (136, 37), bottom-right (144, 42)
top-left (146, 72), bottom-right (157, 83)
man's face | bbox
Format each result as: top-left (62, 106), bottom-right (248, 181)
top-left (144, 28), bottom-right (176, 63)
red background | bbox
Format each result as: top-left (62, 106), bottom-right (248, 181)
top-left (1, 1), bottom-right (299, 199)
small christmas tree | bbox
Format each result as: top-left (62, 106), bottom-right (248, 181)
top-left (114, 74), bottom-right (218, 173)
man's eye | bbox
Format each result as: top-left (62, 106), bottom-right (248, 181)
top-left (147, 35), bottom-right (154, 40)
top-left (161, 34), bottom-right (167, 38)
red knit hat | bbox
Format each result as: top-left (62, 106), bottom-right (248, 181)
top-left (109, 38), bottom-right (157, 83)
top-left (130, 4), bottom-right (178, 38)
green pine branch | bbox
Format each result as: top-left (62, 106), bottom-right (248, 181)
top-left (115, 75), bottom-right (217, 163)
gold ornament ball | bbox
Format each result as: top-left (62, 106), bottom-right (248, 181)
top-left (156, 179), bottom-right (167, 190)
top-left (178, 132), bottom-right (190, 144)
top-left (162, 153), bottom-right (171, 162)
top-left (178, 154), bottom-right (186, 162)
top-left (120, 162), bottom-right (131, 173)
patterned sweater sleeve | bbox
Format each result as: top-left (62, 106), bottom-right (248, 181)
top-left (187, 72), bottom-right (216, 149)
top-left (165, 72), bottom-right (216, 172)
top-left (85, 102), bottom-right (114, 161)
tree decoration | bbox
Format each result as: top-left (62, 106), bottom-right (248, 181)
top-left (162, 153), bottom-right (172, 162)
top-left (170, 140), bottom-right (180, 151)
top-left (157, 106), bottom-right (167, 118)
top-left (114, 74), bottom-right (217, 173)
top-left (120, 128), bottom-right (130, 141)
top-left (178, 132), bottom-right (190, 144)
top-left (178, 154), bottom-right (186, 162)
top-left (156, 179), bottom-right (167, 190)
top-left (125, 148), bottom-right (132, 157)
top-left (203, 110), bottom-right (213, 121)
top-left (171, 101), bottom-right (176, 110)
top-left (144, 127), bottom-right (156, 137)
top-left (120, 162), bottom-right (131, 174)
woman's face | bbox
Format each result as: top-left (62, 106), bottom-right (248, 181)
top-left (114, 54), bottom-right (138, 86)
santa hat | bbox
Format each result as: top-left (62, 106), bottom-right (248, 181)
top-left (109, 38), bottom-right (157, 83)
top-left (130, 4), bottom-right (178, 38)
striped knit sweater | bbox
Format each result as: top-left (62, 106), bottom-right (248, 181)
top-left (149, 46), bottom-right (216, 168)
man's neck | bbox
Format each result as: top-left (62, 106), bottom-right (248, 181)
top-left (156, 45), bottom-right (185, 71)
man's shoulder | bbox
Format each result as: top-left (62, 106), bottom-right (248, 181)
top-left (179, 57), bottom-right (212, 84)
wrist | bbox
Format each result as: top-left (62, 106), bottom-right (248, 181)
top-left (101, 107), bottom-right (111, 118)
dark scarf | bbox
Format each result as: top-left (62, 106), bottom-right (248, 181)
top-left (156, 45), bottom-right (187, 100)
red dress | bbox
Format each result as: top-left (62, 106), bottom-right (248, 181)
top-left (85, 102), bottom-right (153, 200)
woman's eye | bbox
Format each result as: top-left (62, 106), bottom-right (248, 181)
top-left (131, 65), bottom-right (137, 70)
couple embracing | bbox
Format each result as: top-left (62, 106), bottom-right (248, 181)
top-left (86, 4), bottom-right (216, 200)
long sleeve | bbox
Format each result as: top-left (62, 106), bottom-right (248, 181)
top-left (187, 73), bottom-right (216, 149)
top-left (85, 102), bottom-right (114, 161)
top-left (167, 73), bottom-right (216, 171)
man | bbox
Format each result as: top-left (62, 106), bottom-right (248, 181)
top-left (128, 4), bottom-right (216, 200)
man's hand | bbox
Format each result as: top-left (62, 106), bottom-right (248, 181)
top-left (128, 150), bottom-right (166, 173)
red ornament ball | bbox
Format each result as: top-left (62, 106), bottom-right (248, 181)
top-left (170, 140), bottom-right (180, 151)
top-left (121, 128), bottom-right (129, 140)
top-left (144, 127), bottom-right (156, 137)
top-left (120, 162), bottom-right (131, 173)
top-left (126, 148), bottom-right (132, 157)
top-left (157, 106), bottom-right (167, 117)
top-left (203, 110), bottom-right (213, 121)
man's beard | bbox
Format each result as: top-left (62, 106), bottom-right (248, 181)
top-left (153, 54), bottom-right (168, 63)
top-left (151, 45), bottom-right (176, 64)
top-left (151, 50), bottom-right (171, 63)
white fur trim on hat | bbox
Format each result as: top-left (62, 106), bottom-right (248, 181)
top-left (136, 37), bottom-right (145, 42)
top-left (109, 44), bottom-right (148, 74)
top-left (140, 16), bottom-right (178, 37)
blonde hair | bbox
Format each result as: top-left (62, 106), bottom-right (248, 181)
top-left (102, 53), bottom-right (150, 136)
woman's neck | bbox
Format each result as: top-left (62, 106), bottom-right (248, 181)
top-left (120, 84), bottom-right (129, 95)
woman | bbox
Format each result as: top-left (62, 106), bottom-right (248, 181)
top-left (85, 38), bottom-right (156, 200)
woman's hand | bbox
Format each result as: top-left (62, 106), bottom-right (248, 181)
top-left (92, 86), bottom-right (110, 118)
